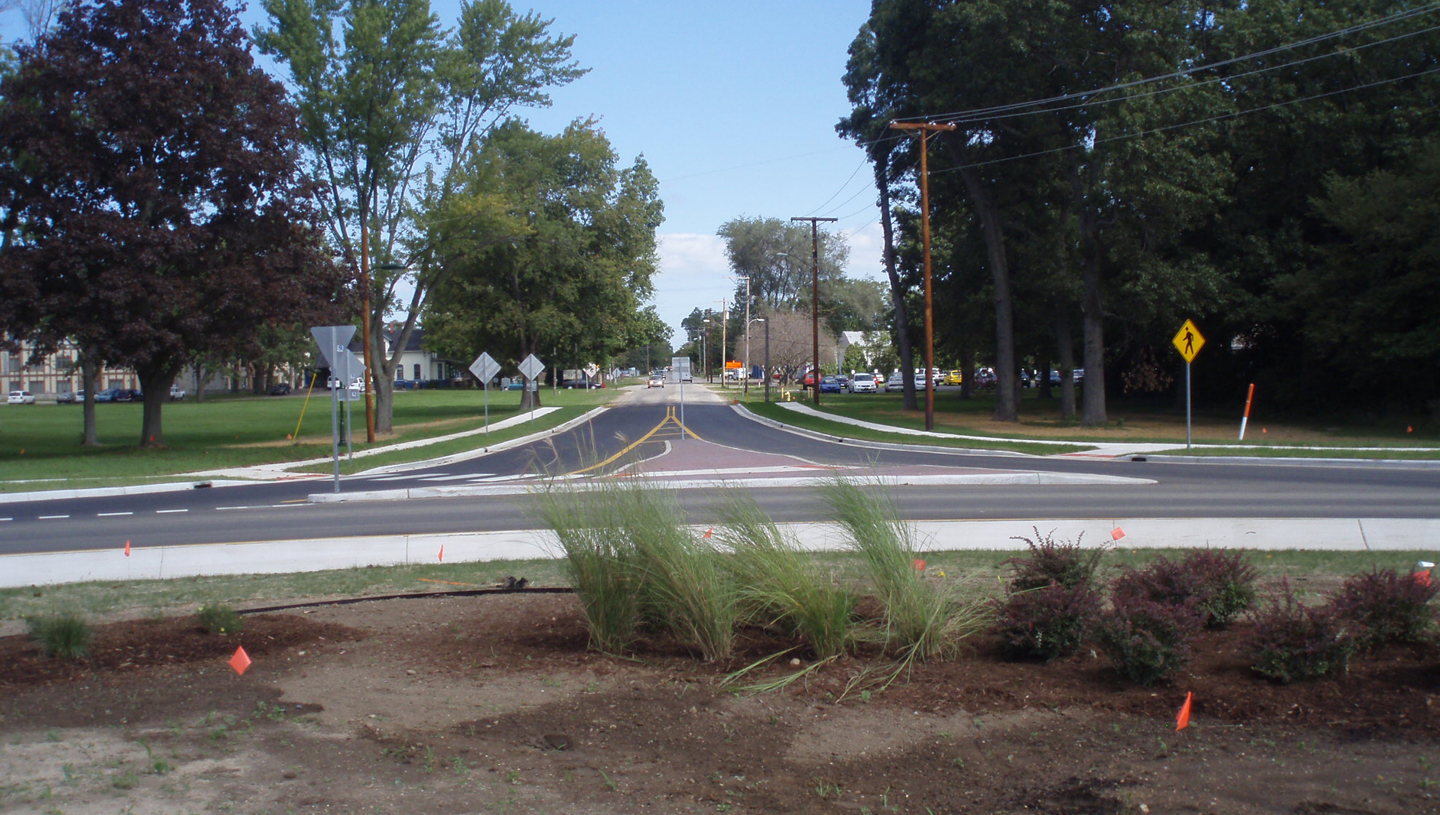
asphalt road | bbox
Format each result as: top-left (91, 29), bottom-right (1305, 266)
top-left (3, 387), bottom-right (1438, 555)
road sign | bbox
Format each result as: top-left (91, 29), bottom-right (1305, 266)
top-left (469, 352), bottom-right (500, 384)
top-left (1172, 319), bottom-right (1205, 364)
top-left (669, 357), bottom-right (691, 383)
top-left (310, 325), bottom-right (356, 368)
top-left (518, 353), bottom-right (545, 382)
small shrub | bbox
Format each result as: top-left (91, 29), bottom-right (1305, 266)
top-left (1330, 568), bottom-right (1438, 650)
top-left (1246, 582), bottom-right (1355, 683)
top-left (27, 612), bottom-right (94, 659)
top-left (1095, 596), bottom-right (1202, 686)
top-left (197, 604), bottom-right (244, 635)
top-left (1005, 528), bottom-right (1107, 591)
top-left (1111, 549), bottom-right (1257, 629)
top-left (993, 580), bottom-right (1103, 661)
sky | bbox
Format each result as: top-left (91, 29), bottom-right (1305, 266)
top-left (0, 0), bottom-right (885, 347)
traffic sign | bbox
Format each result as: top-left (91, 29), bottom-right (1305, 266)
top-left (1172, 320), bottom-right (1205, 364)
top-left (310, 325), bottom-right (356, 368)
top-left (518, 353), bottom-right (545, 382)
top-left (469, 352), bottom-right (500, 384)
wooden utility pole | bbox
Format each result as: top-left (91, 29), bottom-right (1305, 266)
top-left (889, 121), bottom-right (956, 431)
top-left (791, 216), bottom-right (836, 405)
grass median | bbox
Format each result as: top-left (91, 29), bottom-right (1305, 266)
top-left (0, 386), bottom-right (624, 491)
top-left (734, 387), bottom-right (1440, 458)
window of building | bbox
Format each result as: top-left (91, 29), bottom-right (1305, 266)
top-left (413, 363), bottom-right (421, 380)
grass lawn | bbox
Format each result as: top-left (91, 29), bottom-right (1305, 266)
top-left (2, 547), bottom-right (1421, 625)
top-left (0, 386), bottom-right (623, 491)
top-left (735, 386), bottom-right (1440, 457)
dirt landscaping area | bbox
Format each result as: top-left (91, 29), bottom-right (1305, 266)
top-left (2, 590), bottom-right (1438, 815)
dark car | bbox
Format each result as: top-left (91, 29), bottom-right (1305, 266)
top-left (819, 375), bottom-right (842, 394)
top-left (94, 388), bottom-right (121, 402)
top-left (270, 383), bottom-right (292, 396)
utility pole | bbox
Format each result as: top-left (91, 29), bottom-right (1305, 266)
top-left (719, 298), bottom-right (728, 389)
top-left (791, 216), bottom-right (837, 406)
top-left (888, 121), bottom-right (955, 431)
top-left (740, 276), bottom-right (751, 396)
top-left (359, 221), bottom-right (376, 442)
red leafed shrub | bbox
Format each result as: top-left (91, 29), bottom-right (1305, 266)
top-left (1246, 581), bottom-right (1355, 683)
top-left (1111, 549), bottom-right (1257, 629)
top-left (993, 581), bottom-right (1103, 662)
top-left (1004, 528), bottom-right (1108, 591)
top-left (1330, 568), bottom-right (1438, 650)
top-left (1095, 595), bottom-right (1203, 686)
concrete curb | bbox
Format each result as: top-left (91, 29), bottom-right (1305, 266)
top-left (4, 517), bottom-right (1435, 588)
top-left (0, 479), bottom-right (255, 506)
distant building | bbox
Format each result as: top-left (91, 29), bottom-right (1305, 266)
top-left (383, 327), bottom-right (459, 384)
top-left (2, 338), bottom-right (140, 396)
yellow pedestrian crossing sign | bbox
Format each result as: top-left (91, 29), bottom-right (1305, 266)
top-left (1172, 320), bottom-right (1205, 364)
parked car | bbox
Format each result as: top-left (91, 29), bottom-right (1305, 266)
top-left (7, 390), bottom-right (35, 405)
top-left (647, 373), bottom-right (665, 388)
top-left (849, 372), bottom-right (877, 393)
top-left (94, 388), bottom-right (122, 402)
top-left (885, 371), bottom-right (905, 392)
top-left (801, 370), bottom-right (817, 389)
top-left (169, 385), bottom-right (187, 400)
top-left (269, 383), bottom-right (291, 396)
top-left (819, 375), bottom-right (842, 394)
top-left (56, 390), bottom-right (80, 404)
top-left (945, 370), bottom-right (964, 386)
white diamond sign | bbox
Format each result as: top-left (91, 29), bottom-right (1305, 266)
top-left (518, 353), bottom-right (545, 382)
top-left (469, 352), bottom-right (500, 384)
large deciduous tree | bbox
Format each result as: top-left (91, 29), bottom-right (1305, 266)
top-left (256, 0), bottom-right (585, 434)
top-left (0, 0), bottom-right (343, 447)
top-left (421, 119), bottom-right (663, 409)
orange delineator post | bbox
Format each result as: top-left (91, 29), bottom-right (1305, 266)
top-left (1238, 383), bottom-right (1256, 441)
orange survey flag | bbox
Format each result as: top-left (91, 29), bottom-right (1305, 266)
top-left (1176, 691), bottom-right (1193, 731)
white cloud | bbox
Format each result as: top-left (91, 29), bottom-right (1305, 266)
top-left (653, 232), bottom-right (731, 341)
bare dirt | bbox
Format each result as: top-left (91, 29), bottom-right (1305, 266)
top-left (2, 591), bottom-right (1438, 815)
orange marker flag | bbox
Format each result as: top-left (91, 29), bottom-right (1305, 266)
top-left (703, 527), bottom-right (713, 539)
top-left (1111, 527), bottom-right (1126, 541)
top-left (229, 646), bottom-right (252, 676)
top-left (1176, 691), bottom-right (1193, 731)
top-left (438, 545), bottom-right (444, 562)
top-left (124, 540), bottom-right (131, 557)
top-left (913, 558), bottom-right (927, 572)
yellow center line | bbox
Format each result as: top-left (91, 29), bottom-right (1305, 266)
top-left (565, 405), bottom-right (701, 475)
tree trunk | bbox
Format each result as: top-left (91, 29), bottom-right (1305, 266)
top-left (1079, 242), bottom-right (1107, 427)
top-left (137, 366), bottom-right (178, 448)
top-left (195, 364), bottom-right (206, 403)
top-left (1056, 310), bottom-right (1077, 420)
top-left (958, 162), bottom-right (1017, 421)
top-left (875, 168), bottom-right (918, 412)
top-left (1038, 356), bottom-right (1053, 400)
top-left (959, 343), bottom-right (973, 400)
top-left (80, 354), bottom-right (99, 447)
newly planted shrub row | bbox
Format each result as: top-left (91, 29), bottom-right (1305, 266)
top-left (996, 536), bottom-right (1436, 685)
top-left (26, 602), bottom-right (244, 661)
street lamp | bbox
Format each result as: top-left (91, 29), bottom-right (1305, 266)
top-left (701, 318), bottom-right (710, 382)
top-left (748, 317), bottom-right (765, 399)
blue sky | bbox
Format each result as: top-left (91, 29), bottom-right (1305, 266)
top-left (1, 0), bottom-right (885, 345)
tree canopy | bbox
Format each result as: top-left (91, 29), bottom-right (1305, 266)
top-left (0, 0), bottom-right (344, 447)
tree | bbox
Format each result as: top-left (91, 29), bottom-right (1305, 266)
top-left (256, 0), bottom-right (585, 434)
top-left (0, 0), bottom-right (344, 447)
top-left (717, 217), bottom-right (848, 311)
top-left (421, 119), bottom-right (663, 409)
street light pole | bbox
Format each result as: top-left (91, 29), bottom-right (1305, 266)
top-left (748, 317), bottom-right (765, 400)
top-left (739, 276), bottom-right (751, 396)
top-left (763, 317), bottom-right (771, 402)
top-left (702, 318), bottom-right (710, 382)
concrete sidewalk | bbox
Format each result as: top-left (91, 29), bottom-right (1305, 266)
top-left (4, 517), bottom-right (1435, 588)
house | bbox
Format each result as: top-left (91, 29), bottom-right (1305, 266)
top-left (383, 327), bottom-right (458, 384)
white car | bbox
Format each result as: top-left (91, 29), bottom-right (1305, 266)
top-left (647, 373), bottom-right (664, 388)
top-left (7, 390), bottom-right (35, 404)
top-left (849, 373), bottom-right (877, 393)
top-left (885, 372), bottom-right (905, 392)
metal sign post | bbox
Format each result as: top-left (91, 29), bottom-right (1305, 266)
top-left (671, 356), bottom-right (691, 438)
top-left (1172, 319), bottom-right (1206, 450)
top-left (518, 353), bottom-right (545, 424)
top-left (469, 352), bottom-right (501, 436)
top-left (310, 325), bottom-right (358, 493)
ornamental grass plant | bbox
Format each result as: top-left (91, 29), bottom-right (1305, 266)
top-left (27, 611), bottom-right (94, 659)
top-left (714, 491), bottom-right (856, 660)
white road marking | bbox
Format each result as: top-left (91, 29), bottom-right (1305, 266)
top-left (215, 506), bottom-right (251, 511)
top-left (417, 473), bottom-right (495, 482)
top-left (97, 512), bottom-right (133, 517)
top-left (38, 515), bottom-right (70, 520)
top-left (156, 509), bottom-right (188, 514)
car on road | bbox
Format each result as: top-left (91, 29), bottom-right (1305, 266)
top-left (819, 375), bottom-right (842, 394)
top-left (7, 390), bottom-right (35, 404)
top-left (269, 383), bottom-right (291, 396)
top-left (885, 371), bottom-right (905, 392)
top-left (647, 373), bottom-right (665, 388)
top-left (849, 372), bottom-right (876, 393)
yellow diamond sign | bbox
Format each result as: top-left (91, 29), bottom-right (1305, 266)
top-left (1172, 319), bottom-right (1205, 364)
